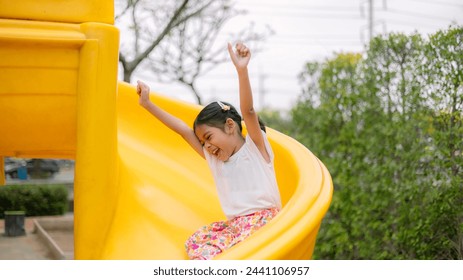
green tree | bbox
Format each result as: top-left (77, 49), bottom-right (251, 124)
top-left (291, 26), bottom-right (463, 259)
top-left (419, 25), bottom-right (463, 259)
top-left (258, 109), bottom-right (292, 135)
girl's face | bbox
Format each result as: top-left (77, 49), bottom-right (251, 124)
top-left (195, 119), bottom-right (244, 162)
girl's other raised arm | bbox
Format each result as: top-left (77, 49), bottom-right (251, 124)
top-left (227, 43), bottom-right (270, 163)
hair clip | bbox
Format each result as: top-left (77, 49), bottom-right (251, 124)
top-left (217, 101), bottom-right (230, 111)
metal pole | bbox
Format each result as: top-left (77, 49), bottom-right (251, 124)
top-left (369, 0), bottom-right (374, 41)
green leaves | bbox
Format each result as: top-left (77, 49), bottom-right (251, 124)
top-left (0, 184), bottom-right (69, 218)
top-left (289, 25), bottom-right (463, 259)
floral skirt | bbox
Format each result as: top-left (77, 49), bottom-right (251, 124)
top-left (185, 208), bottom-right (279, 260)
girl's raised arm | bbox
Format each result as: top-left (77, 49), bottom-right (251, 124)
top-left (227, 43), bottom-right (270, 163)
top-left (136, 80), bottom-right (205, 158)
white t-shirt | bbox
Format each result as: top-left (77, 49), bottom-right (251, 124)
top-left (204, 131), bottom-right (282, 220)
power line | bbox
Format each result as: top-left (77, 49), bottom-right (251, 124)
top-left (237, 3), bottom-right (361, 13)
top-left (275, 34), bottom-right (361, 39)
top-left (408, 0), bottom-right (463, 8)
top-left (387, 19), bottom-right (447, 29)
top-left (269, 40), bottom-right (363, 46)
top-left (238, 1), bottom-right (460, 21)
top-left (204, 72), bottom-right (301, 81)
top-left (218, 33), bottom-right (365, 46)
top-left (247, 11), bottom-right (363, 20)
top-left (384, 8), bottom-right (457, 22)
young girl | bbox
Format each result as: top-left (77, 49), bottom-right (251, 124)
top-left (136, 42), bottom-right (282, 260)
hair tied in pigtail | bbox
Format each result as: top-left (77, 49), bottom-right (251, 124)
top-left (217, 101), bottom-right (230, 112)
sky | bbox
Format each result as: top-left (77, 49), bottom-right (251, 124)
top-left (124, 0), bottom-right (463, 111)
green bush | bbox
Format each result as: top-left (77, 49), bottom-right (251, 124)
top-left (0, 184), bottom-right (68, 218)
top-left (280, 26), bottom-right (463, 259)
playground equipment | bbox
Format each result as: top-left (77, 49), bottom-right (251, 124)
top-left (0, 0), bottom-right (332, 259)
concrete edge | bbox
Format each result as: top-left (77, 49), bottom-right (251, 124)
top-left (33, 219), bottom-right (67, 260)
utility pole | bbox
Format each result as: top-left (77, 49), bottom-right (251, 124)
top-left (369, 0), bottom-right (374, 41)
top-left (360, 0), bottom-right (387, 43)
top-left (258, 68), bottom-right (267, 110)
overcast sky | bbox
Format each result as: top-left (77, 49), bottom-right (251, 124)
top-left (126, 0), bottom-right (463, 111)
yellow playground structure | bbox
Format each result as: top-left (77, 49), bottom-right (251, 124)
top-left (0, 1), bottom-right (332, 259)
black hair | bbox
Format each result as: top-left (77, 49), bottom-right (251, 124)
top-left (193, 101), bottom-right (266, 133)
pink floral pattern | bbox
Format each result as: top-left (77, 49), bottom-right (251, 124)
top-left (185, 208), bottom-right (279, 260)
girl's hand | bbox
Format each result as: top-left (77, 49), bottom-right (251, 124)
top-left (136, 80), bottom-right (151, 107)
top-left (228, 42), bottom-right (251, 70)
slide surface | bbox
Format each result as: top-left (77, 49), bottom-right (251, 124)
top-left (101, 82), bottom-right (333, 259)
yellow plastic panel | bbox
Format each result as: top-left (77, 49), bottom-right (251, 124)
top-left (73, 23), bottom-right (120, 259)
top-left (0, 0), bottom-right (114, 24)
top-left (0, 19), bottom-right (84, 158)
top-left (0, 18), bottom-right (121, 258)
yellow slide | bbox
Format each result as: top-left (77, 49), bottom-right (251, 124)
top-left (0, 1), bottom-right (332, 259)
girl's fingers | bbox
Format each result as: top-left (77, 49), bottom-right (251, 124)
top-left (136, 80), bottom-right (150, 96)
top-left (227, 42), bottom-right (236, 59)
top-left (229, 42), bottom-right (250, 65)
top-left (234, 42), bottom-right (249, 57)
top-left (227, 42), bottom-right (234, 53)
top-left (236, 42), bottom-right (246, 48)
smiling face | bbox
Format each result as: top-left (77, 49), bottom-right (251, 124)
top-left (194, 118), bottom-right (244, 162)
